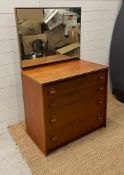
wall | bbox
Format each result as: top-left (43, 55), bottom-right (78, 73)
top-left (81, 1), bottom-right (122, 65)
top-left (0, 0), bottom-right (122, 127)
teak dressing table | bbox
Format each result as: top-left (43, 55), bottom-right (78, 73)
top-left (21, 55), bottom-right (108, 155)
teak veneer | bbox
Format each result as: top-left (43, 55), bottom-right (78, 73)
top-left (21, 59), bottom-right (108, 155)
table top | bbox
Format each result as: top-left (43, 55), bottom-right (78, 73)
top-left (22, 59), bottom-right (108, 85)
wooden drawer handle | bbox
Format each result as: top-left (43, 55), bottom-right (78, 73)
top-left (97, 114), bottom-right (103, 120)
top-left (51, 136), bottom-right (58, 142)
top-left (98, 87), bottom-right (104, 91)
top-left (49, 103), bottom-right (56, 108)
top-left (97, 101), bottom-right (103, 104)
top-left (49, 88), bottom-right (56, 95)
top-left (50, 118), bottom-right (57, 123)
top-left (99, 76), bottom-right (105, 80)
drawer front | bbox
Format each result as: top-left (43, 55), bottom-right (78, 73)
top-left (44, 82), bottom-right (106, 112)
top-left (45, 97), bottom-right (105, 130)
top-left (43, 70), bottom-right (107, 152)
top-left (43, 70), bottom-right (107, 99)
top-left (45, 86), bottom-right (107, 151)
top-left (46, 109), bottom-right (105, 151)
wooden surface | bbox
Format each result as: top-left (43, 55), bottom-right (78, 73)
top-left (21, 75), bottom-right (47, 154)
top-left (44, 70), bottom-right (107, 98)
top-left (22, 59), bottom-right (107, 85)
top-left (43, 69), bottom-right (108, 151)
top-left (22, 59), bottom-right (108, 155)
top-left (21, 54), bottom-right (79, 69)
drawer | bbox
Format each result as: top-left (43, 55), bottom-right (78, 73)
top-left (46, 110), bottom-right (105, 151)
top-left (46, 98), bottom-right (105, 130)
top-left (43, 70), bottom-right (107, 99)
top-left (44, 82), bottom-right (106, 112)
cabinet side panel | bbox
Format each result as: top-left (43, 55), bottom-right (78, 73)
top-left (104, 69), bottom-right (108, 127)
top-left (21, 74), bottom-right (46, 154)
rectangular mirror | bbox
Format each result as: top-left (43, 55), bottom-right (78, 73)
top-left (15, 8), bottom-right (81, 69)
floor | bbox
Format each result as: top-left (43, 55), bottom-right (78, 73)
top-left (0, 127), bottom-right (31, 175)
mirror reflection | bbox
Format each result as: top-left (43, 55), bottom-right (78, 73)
top-left (16, 8), bottom-right (81, 62)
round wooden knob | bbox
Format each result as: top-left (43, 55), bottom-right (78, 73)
top-left (49, 88), bottom-right (56, 95)
top-left (97, 101), bottom-right (103, 104)
top-left (51, 136), bottom-right (58, 142)
top-left (97, 114), bottom-right (103, 120)
top-left (99, 76), bottom-right (104, 80)
top-left (98, 87), bottom-right (104, 91)
top-left (49, 103), bottom-right (56, 108)
top-left (50, 118), bottom-right (57, 123)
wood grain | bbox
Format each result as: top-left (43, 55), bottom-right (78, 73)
top-left (21, 54), bottom-right (79, 69)
top-left (22, 59), bottom-right (108, 85)
top-left (21, 59), bottom-right (108, 155)
top-left (44, 82), bottom-right (106, 128)
top-left (43, 70), bottom-right (107, 99)
top-left (21, 74), bottom-right (47, 154)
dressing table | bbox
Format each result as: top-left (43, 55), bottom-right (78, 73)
top-left (15, 8), bottom-right (108, 155)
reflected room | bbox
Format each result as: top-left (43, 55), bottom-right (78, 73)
top-left (15, 8), bottom-right (81, 64)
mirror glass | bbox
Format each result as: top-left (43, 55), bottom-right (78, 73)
top-left (15, 8), bottom-right (81, 67)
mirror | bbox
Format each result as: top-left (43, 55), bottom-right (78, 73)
top-left (15, 8), bottom-right (81, 68)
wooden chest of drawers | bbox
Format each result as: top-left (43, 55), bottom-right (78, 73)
top-left (22, 59), bottom-right (108, 155)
